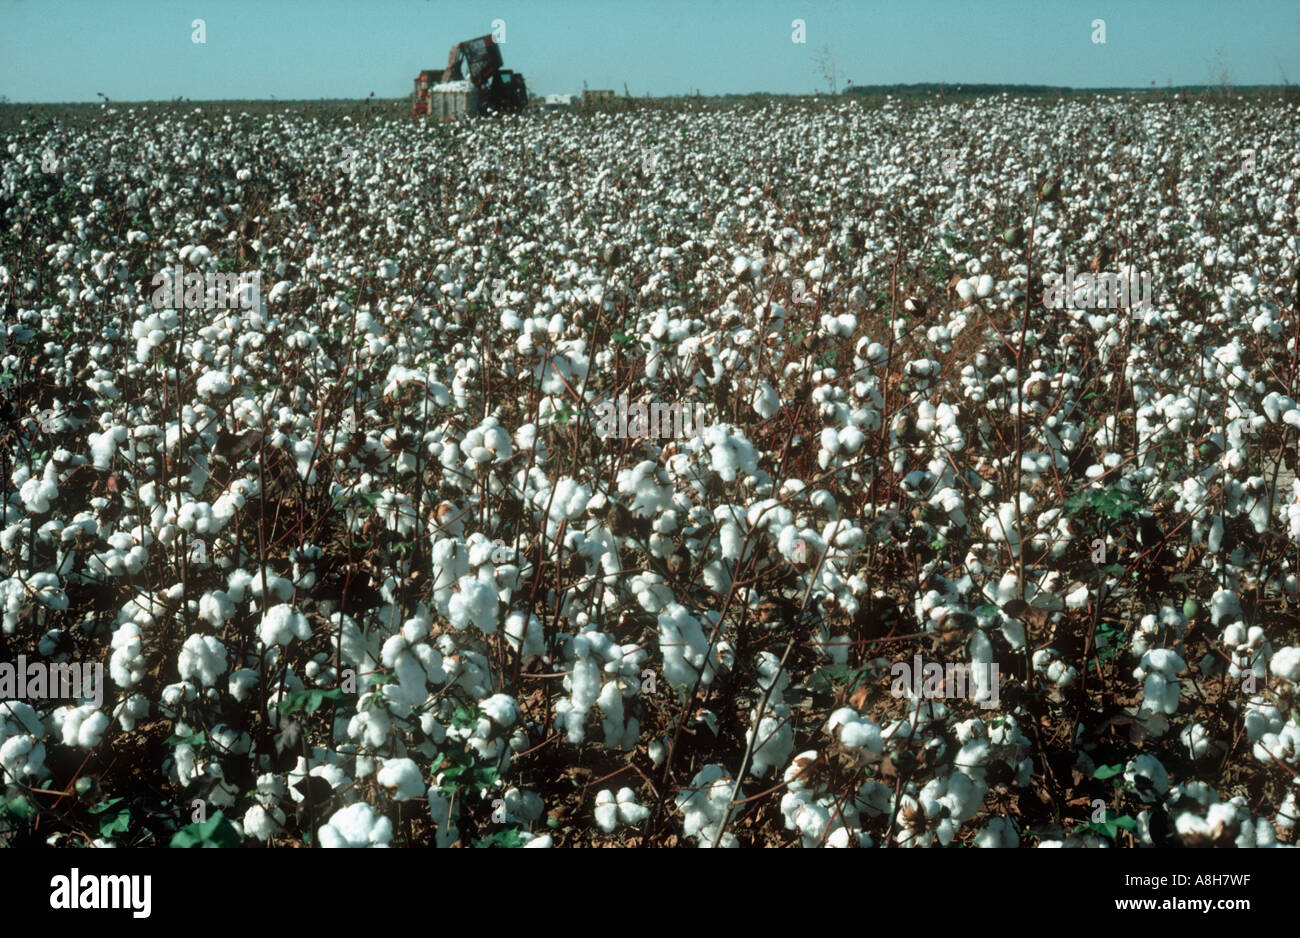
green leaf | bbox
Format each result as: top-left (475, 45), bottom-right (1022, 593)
top-left (1093, 763), bottom-right (1124, 780)
top-left (0, 796), bottom-right (35, 820)
top-left (473, 828), bottom-right (526, 848)
top-left (277, 687), bottom-right (345, 716)
top-left (165, 730), bottom-right (207, 747)
top-left (171, 811), bottom-right (242, 848)
top-left (98, 808), bottom-right (131, 839)
top-left (1073, 810), bottom-right (1137, 841)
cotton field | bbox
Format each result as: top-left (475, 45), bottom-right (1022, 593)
top-left (2, 93), bottom-right (1299, 849)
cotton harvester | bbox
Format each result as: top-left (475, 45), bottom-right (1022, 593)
top-left (412, 34), bottom-right (528, 119)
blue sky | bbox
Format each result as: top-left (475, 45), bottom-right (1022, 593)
top-left (1, 0), bottom-right (1296, 102)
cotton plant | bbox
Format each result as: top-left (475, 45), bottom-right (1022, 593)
top-left (676, 764), bottom-right (741, 848)
top-left (555, 629), bottom-right (646, 747)
top-left (318, 802), bottom-right (393, 849)
top-left (593, 788), bottom-right (650, 834)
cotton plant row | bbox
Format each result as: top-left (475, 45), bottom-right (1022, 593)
top-left (0, 92), bottom-right (1298, 848)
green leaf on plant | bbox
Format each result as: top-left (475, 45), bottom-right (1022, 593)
top-left (473, 828), bottom-right (526, 848)
top-left (165, 730), bottom-right (207, 747)
top-left (171, 811), bottom-right (242, 848)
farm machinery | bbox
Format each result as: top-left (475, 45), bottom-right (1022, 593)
top-left (412, 34), bottom-right (528, 119)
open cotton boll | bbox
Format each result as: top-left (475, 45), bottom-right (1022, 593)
top-left (480, 693), bottom-right (519, 728)
top-left (614, 787), bottom-right (650, 826)
top-left (19, 476), bottom-right (58, 513)
top-left (318, 802), bottom-right (393, 848)
top-left (53, 706), bottom-right (110, 748)
top-left (447, 576), bottom-right (499, 633)
top-left (259, 603), bottom-right (312, 646)
top-left (109, 623), bottom-right (145, 687)
top-left (242, 804), bottom-right (285, 842)
top-left (1181, 722), bottom-right (1212, 759)
top-left (594, 789), bottom-right (620, 833)
top-left (0, 735), bottom-right (46, 782)
top-left (827, 708), bottom-right (883, 754)
top-left (675, 764), bottom-right (739, 847)
top-left (748, 703), bottom-right (794, 778)
top-left (1124, 753), bottom-right (1170, 799)
top-left (177, 633), bottom-right (228, 687)
top-left (377, 758), bottom-right (425, 801)
top-left (657, 603), bottom-right (717, 689)
top-left (504, 611), bottom-right (546, 657)
top-left (975, 816), bottom-right (1020, 848)
top-left (753, 382), bottom-right (781, 418)
top-left (1270, 646), bottom-right (1300, 684)
top-left (196, 370), bottom-right (233, 398)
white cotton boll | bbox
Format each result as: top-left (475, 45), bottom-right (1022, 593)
top-left (955, 278), bottom-right (975, 303)
top-left (177, 633), bottom-right (228, 687)
top-left (648, 739), bottom-right (667, 767)
top-left (447, 576), bottom-right (499, 634)
top-left (594, 789), bottom-right (620, 833)
top-left (616, 787), bottom-right (649, 825)
top-left (196, 586), bottom-right (236, 630)
top-left (19, 477), bottom-right (56, 513)
top-left (378, 758), bottom-right (425, 801)
top-left (504, 611), bottom-right (545, 657)
top-left (229, 668), bottom-right (259, 702)
top-left (318, 803), bottom-right (393, 848)
top-left (975, 816), bottom-right (1019, 847)
top-left (675, 764), bottom-right (738, 846)
top-left (503, 787), bottom-right (543, 823)
top-left (480, 693), bottom-right (518, 728)
top-left (242, 804), bottom-right (284, 842)
top-left (976, 274), bottom-right (995, 298)
top-left (838, 425), bottom-right (865, 454)
top-left (112, 693), bottom-right (148, 732)
top-left (840, 718), bottom-right (882, 754)
top-left (1181, 722), bottom-right (1211, 759)
top-left (1065, 583), bottom-right (1090, 609)
top-left (732, 255), bottom-right (752, 278)
top-left (109, 624), bottom-right (145, 687)
top-left (1142, 648), bottom-right (1186, 677)
top-left (753, 383), bottom-right (781, 418)
top-left (718, 520), bottom-right (743, 561)
top-left (1124, 753), bottom-right (1169, 798)
top-left (55, 706), bottom-right (109, 748)
top-left (1270, 647), bottom-right (1300, 683)
top-left (196, 371), bottom-right (233, 398)
top-left (1210, 589), bottom-right (1242, 627)
top-left (0, 735), bottom-right (46, 782)
top-left (259, 603), bottom-right (312, 646)
top-left (748, 707), bottom-right (794, 778)
top-left (658, 603), bottom-right (715, 689)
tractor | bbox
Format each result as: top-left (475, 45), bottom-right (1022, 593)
top-left (412, 34), bottom-right (527, 119)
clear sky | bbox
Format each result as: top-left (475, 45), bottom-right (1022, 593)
top-left (1, 0), bottom-right (1297, 102)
